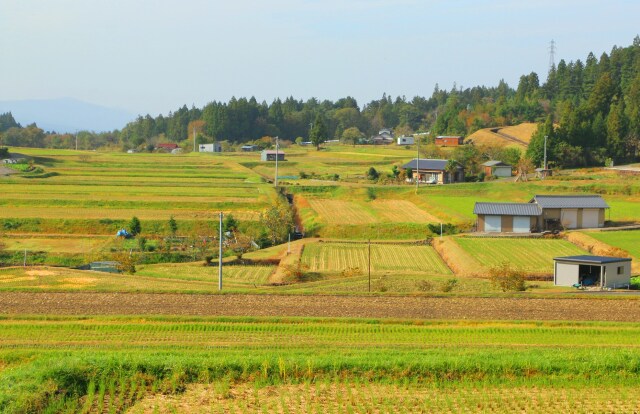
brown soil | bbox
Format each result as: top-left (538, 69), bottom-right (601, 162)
top-left (1, 292), bottom-right (640, 321)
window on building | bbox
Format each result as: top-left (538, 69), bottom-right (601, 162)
top-left (618, 266), bottom-right (624, 275)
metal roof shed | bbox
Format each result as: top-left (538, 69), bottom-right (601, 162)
top-left (553, 255), bottom-right (631, 288)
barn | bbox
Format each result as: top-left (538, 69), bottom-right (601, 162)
top-left (531, 195), bottom-right (609, 230)
top-left (435, 136), bottom-right (464, 146)
top-left (261, 150), bottom-right (285, 161)
top-left (554, 255), bottom-right (632, 288)
top-left (473, 202), bottom-right (541, 233)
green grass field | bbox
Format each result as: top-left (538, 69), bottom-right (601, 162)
top-left (454, 237), bottom-right (587, 274)
top-left (2, 316), bottom-right (640, 413)
top-left (587, 230), bottom-right (640, 259)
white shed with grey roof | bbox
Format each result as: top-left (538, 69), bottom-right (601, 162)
top-left (473, 202), bottom-right (542, 233)
top-left (554, 255), bottom-right (631, 288)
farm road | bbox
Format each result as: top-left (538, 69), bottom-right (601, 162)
top-left (1, 292), bottom-right (640, 321)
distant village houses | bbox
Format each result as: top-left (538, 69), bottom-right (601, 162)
top-left (435, 136), bottom-right (464, 147)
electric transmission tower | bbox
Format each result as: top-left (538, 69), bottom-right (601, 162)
top-left (548, 39), bottom-right (556, 71)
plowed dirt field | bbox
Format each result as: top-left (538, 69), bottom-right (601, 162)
top-left (1, 292), bottom-right (640, 321)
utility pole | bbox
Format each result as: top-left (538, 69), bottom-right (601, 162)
top-left (415, 136), bottom-right (420, 193)
top-left (274, 136), bottom-right (279, 187)
top-left (75, 130), bottom-right (78, 151)
top-left (368, 239), bottom-right (371, 293)
top-left (543, 135), bottom-right (548, 170)
top-left (218, 212), bottom-right (223, 291)
top-left (23, 249), bottom-right (27, 267)
top-left (193, 127), bottom-right (196, 153)
top-left (548, 40), bottom-right (556, 71)
top-left (288, 233), bottom-right (291, 255)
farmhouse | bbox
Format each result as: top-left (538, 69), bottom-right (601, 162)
top-left (370, 128), bottom-right (394, 145)
top-left (473, 194), bottom-right (609, 233)
top-left (402, 158), bottom-right (465, 184)
top-left (261, 150), bottom-right (285, 161)
top-left (532, 195), bottom-right (608, 230)
top-left (481, 160), bottom-right (512, 177)
top-left (554, 255), bottom-right (631, 288)
top-left (397, 136), bottom-right (414, 145)
top-left (199, 143), bottom-right (222, 153)
top-left (435, 136), bottom-right (464, 146)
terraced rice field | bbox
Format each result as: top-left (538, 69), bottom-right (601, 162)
top-left (0, 150), bottom-right (275, 234)
top-left (454, 237), bottom-right (587, 274)
top-left (301, 242), bottom-right (451, 274)
top-left (136, 263), bottom-right (275, 286)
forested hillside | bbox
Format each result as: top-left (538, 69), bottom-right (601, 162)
top-left (1, 37), bottom-right (639, 167)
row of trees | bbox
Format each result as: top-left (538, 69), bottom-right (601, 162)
top-left (2, 37), bottom-right (639, 166)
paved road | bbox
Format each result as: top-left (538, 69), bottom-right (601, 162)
top-left (1, 292), bottom-right (640, 321)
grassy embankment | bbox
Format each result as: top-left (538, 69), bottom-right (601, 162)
top-left (1, 316), bottom-right (640, 413)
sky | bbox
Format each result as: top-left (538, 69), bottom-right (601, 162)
top-left (1, 0), bottom-right (639, 116)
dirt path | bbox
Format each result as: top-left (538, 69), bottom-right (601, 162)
top-left (2, 292), bottom-right (640, 321)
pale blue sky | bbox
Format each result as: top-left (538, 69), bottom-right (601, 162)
top-left (1, 0), bottom-right (638, 115)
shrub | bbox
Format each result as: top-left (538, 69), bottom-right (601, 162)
top-left (366, 167), bottom-right (379, 180)
top-left (283, 262), bottom-right (311, 282)
top-left (366, 187), bottom-right (376, 201)
top-left (416, 280), bottom-right (434, 292)
top-left (489, 262), bottom-right (527, 292)
top-left (439, 278), bottom-right (458, 292)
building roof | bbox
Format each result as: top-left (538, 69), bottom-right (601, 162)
top-left (554, 255), bottom-right (631, 264)
top-left (157, 143), bottom-right (179, 149)
top-left (473, 202), bottom-right (541, 216)
top-left (402, 158), bottom-right (463, 171)
top-left (530, 195), bottom-right (609, 209)
top-left (436, 135), bottom-right (463, 139)
top-left (482, 160), bottom-right (511, 167)
top-left (241, 145), bottom-right (257, 148)
top-left (262, 150), bottom-right (284, 154)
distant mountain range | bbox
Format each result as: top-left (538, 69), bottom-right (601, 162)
top-left (0, 98), bottom-right (135, 133)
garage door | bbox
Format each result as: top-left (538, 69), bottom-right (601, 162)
top-left (561, 209), bottom-right (578, 229)
top-left (582, 209), bottom-right (599, 228)
top-left (513, 216), bottom-right (531, 233)
top-left (484, 215), bottom-right (501, 232)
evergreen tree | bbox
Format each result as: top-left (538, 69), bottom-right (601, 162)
top-left (309, 113), bottom-right (327, 150)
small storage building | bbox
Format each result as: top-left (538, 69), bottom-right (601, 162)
top-left (261, 150), bottom-right (285, 161)
top-left (241, 145), bottom-right (258, 152)
top-left (482, 160), bottom-right (512, 177)
top-left (397, 136), bottom-right (414, 145)
top-left (554, 255), bottom-right (632, 288)
top-left (199, 143), bottom-right (222, 153)
top-left (473, 202), bottom-right (541, 233)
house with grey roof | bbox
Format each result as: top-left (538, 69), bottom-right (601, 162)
top-left (473, 194), bottom-right (609, 233)
top-left (481, 160), bottom-right (512, 178)
top-left (402, 158), bottom-right (464, 184)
